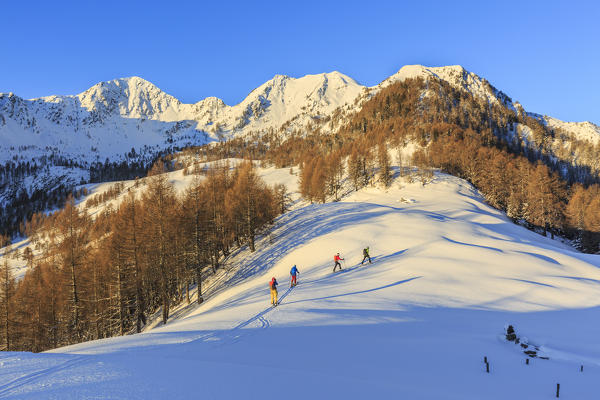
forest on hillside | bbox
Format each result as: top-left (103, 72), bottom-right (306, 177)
top-left (0, 161), bottom-right (283, 352)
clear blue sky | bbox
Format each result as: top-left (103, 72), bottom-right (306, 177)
top-left (2, 0), bottom-right (599, 123)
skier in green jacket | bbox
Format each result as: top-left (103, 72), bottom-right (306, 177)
top-left (361, 246), bottom-right (371, 264)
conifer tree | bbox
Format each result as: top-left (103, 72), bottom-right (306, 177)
top-left (0, 255), bottom-right (15, 351)
top-left (142, 173), bottom-right (176, 325)
top-left (273, 183), bottom-right (290, 214)
top-left (377, 141), bottom-right (393, 188)
top-left (226, 161), bottom-right (275, 252)
top-left (326, 152), bottom-right (344, 201)
top-left (55, 196), bottom-right (90, 342)
top-left (525, 163), bottom-right (566, 238)
top-left (299, 158), bottom-right (315, 202)
top-left (182, 176), bottom-right (209, 304)
top-left (310, 157), bottom-right (327, 203)
top-left (348, 148), bottom-right (362, 192)
top-left (205, 163), bottom-right (230, 269)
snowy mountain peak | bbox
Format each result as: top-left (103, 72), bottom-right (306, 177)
top-left (271, 74), bottom-right (292, 82)
top-left (539, 115), bottom-right (600, 144)
top-left (252, 71), bottom-right (360, 99)
top-left (76, 76), bottom-right (183, 120)
top-left (188, 70), bottom-right (365, 137)
top-left (194, 96), bottom-right (226, 108)
top-left (382, 64), bottom-right (513, 107)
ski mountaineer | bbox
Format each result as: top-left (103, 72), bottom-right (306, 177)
top-left (333, 253), bottom-right (344, 272)
top-left (270, 277), bottom-right (279, 306)
top-left (361, 246), bottom-right (372, 264)
top-left (290, 265), bottom-right (299, 287)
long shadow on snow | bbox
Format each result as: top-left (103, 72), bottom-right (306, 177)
top-left (458, 195), bottom-right (598, 265)
top-left (441, 236), bottom-right (504, 253)
top-left (547, 275), bottom-right (600, 285)
top-left (283, 276), bottom-right (421, 305)
top-left (502, 278), bottom-right (557, 289)
top-left (514, 251), bottom-right (561, 265)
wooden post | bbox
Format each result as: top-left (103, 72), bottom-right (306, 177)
top-left (486, 362), bottom-right (489, 373)
top-left (526, 358), bottom-right (529, 365)
top-left (556, 383), bottom-right (560, 398)
top-left (484, 356), bottom-right (487, 363)
top-left (580, 365), bottom-right (583, 372)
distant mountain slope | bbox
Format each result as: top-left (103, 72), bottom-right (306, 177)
top-left (0, 77), bottom-right (208, 166)
top-left (540, 116), bottom-right (600, 145)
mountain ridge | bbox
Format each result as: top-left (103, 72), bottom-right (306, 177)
top-left (2, 65), bottom-right (599, 166)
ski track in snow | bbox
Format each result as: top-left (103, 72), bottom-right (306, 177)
top-left (204, 286), bottom-right (293, 348)
top-left (0, 355), bottom-right (87, 398)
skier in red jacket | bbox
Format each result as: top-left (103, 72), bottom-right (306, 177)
top-left (333, 253), bottom-right (344, 272)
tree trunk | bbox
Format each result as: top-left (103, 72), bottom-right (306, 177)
top-left (117, 262), bottom-right (125, 336)
top-left (196, 266), bottom-right (204, 304)
top-left (130, 198), bottom-right (145, 333)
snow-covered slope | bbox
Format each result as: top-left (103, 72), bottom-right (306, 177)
top-left (3, 170), bottom-right (600, 399)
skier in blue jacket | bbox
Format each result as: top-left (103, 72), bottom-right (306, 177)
top-left (290, 265), bottom-right (299, 287)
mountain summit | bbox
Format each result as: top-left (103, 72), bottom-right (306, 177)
top-left (76, 76), bottom-right (185, 121)
top-left (381, 64), bottom-right (514, 107)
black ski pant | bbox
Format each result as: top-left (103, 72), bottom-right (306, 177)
top-left (333, 261), bottom-right (342, 272)
top-left (361, 255), bottom-right (371, 264)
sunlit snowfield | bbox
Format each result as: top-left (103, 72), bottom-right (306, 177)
top-left (2, 169), bottom-right (600, 399)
